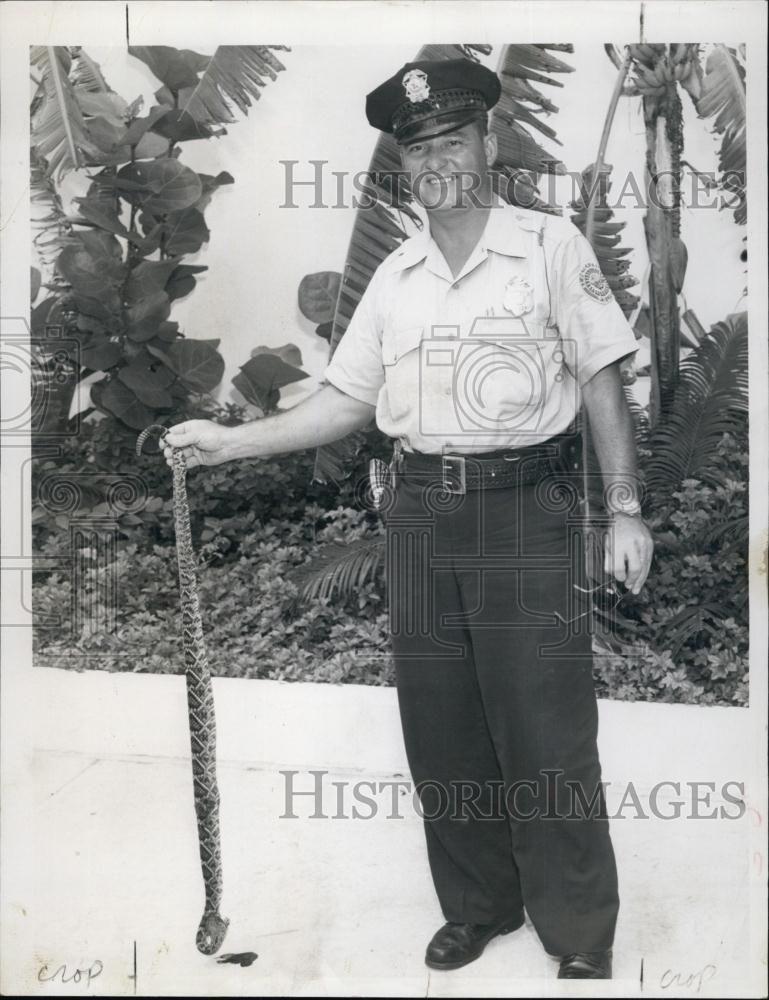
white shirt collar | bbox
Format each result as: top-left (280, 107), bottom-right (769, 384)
top-left (388, 195), bottom-right (530, 276)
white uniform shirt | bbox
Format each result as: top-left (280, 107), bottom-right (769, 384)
top-left (324, 198), bottom-right (638, 454)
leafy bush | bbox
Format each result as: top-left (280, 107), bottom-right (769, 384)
top-left (34, 500), bottom-right (394, 685)
top-left (31, 399), bottom-right (389, 557)
top-left (32, 403), bottom-right (749, 706)
top-left (31, 45), bottom-right (290, 435)
top-left (593, 426), bottom-right (748, 706)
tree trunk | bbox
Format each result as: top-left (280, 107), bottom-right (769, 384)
top-left (643, 88), bottom-right (683, 426)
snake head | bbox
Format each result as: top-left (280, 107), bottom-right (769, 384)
top-left (135, 423), bottom-right (170, 458)
top-left (196, 911), bottom-right (230, 955)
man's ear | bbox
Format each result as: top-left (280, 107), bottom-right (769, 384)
top-left (484, 130), bottom-right (498, 167)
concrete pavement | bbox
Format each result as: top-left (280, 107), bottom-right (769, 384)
top-left (1, 668), bottom-right (766, 997)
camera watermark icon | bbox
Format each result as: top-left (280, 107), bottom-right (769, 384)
top-left (416, 318), bottom-right (578, 441)
top-left (0, 316), bottom-right (81, 437)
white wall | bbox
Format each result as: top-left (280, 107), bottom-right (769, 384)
top-left (57, 44), bottom-right (746, 411)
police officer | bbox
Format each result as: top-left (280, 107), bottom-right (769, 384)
top-left (165, 58), bottom-right (654, 981)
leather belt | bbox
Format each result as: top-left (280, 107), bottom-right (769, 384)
top-left (398, 440), bottom-right (572, 494)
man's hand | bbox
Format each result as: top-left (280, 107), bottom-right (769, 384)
top-left (604, 513), bottom-right (654, 595)
top-left (163, 420), bottom-right (230, 470)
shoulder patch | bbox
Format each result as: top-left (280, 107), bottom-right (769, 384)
top-left (579, 262), bottom-right (613, 303)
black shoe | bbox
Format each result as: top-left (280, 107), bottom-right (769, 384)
top-left (558, 950), bottom-right (613, 979)
top-left (425, 914), bottom-right (524, 971)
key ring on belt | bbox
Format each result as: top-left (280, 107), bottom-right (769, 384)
top-left (390, 438), bottom-right (404, 488)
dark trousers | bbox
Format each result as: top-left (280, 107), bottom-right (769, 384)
top-left (384, 466), bottom-right (619, 957)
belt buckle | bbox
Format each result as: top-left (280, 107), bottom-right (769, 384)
top-left (442, 454), bottom-right (466, 495)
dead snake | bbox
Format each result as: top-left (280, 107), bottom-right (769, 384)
top-left (136, 424), bottom-right (229, 956)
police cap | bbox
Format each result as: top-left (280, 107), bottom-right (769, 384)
top-left (366, 58), bottom-right (501, 144)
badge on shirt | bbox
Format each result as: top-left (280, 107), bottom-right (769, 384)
top-left (502, 276), bottom-right (534, 317)
top-left (579, 262), bottom-right (613, 303)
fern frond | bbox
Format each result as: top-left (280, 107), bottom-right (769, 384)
top-left (623, 385), bottom-right (650, 447)
top-left (289, 538), bottom-right (386, 603)
top-left (644, 312), bottom-right (748, 493)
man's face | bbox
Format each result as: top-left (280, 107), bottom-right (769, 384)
top-left (400, 123), bottom-right (497, 211)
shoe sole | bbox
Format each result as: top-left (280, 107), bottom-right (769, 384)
top-left (424, 916), bottom-right (525, 971)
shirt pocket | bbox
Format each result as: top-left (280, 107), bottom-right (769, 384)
top-left (381, 325), bottom-right (424, 423)
top-left (382, 325), bottom-right (424, 366)
top-left (470, 325), bottom-right (551, 417)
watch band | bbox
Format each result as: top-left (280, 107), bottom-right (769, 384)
top-left (606, 499), bottom-right (643, 517)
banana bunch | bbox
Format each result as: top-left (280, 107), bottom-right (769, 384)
top-left (670, 42), bottom-right (696, 83)
top-left (627, 42), bottom-right (667, 68)
top-left (629, 42), bottom-right (695, 97)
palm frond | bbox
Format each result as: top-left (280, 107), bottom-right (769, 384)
top-left (571, 163), bottom-right (640, 317)
top-left (665, 603), bottom-right (728, 660)
top-left (701, 510), bottom-right (748, 553)
top-left (623, 384), bottom-right (650, 446)
top-left (288, 538), bottom-right (386, 604)
top-left (490, 44), bottom-right (573, 176)
top-left (177, 45), bottom-right (289, 125)
top-left (30, 46), bottom-right (98, 180)
top-left (492, 167), bottom-right (560, 214)
top-left (643, 312), bottom-right (748, 494)
top-left (696, 44), bottom-right (746, 224)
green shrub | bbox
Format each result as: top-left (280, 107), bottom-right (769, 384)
top-left (593, 428), bottom-right (748, 706)
top-left (33, 491), bottom-right (394, 684)
top-left (32, 409), bottom-right (749, 705)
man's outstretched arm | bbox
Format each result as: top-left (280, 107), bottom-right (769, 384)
top-left (580, 360), bottom-right (654, 595)
top-left (163, 383), bottom-right (376, 469)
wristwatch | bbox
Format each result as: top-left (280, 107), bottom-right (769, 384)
top-left (606, 497), bottom-right (643, 517)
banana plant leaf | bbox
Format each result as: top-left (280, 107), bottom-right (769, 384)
top-left (30, 46), bottom-right (102, 180)
top-left (695, 44), bottom-right (746, 225)
top-left (177, 45), bottom-right (290, 124)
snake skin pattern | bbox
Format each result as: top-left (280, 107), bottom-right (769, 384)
top-left (136, 425), bottom-right (229, 956)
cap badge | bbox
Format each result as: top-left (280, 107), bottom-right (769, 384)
top-left (402, 69), bottom-right (430, 103)
top-left (502, 276), bottom-right (534, 317)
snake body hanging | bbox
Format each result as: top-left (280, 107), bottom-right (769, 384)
top-left (137, 424), bottom-right (229, 956)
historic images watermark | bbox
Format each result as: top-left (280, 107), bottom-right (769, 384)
top-left (279, 770), bottom-right (747, 822)
top-left (278, 162), bottom-right (745, 214)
